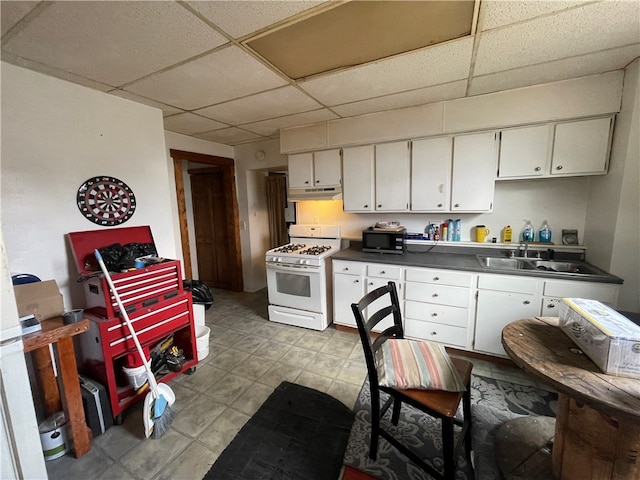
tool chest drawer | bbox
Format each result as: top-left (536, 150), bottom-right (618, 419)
top-left (83, 260), bottom-right (182, 317)
top-left (93, 295), bottom-right (192, 357)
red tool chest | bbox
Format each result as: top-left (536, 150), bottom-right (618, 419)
top-left (68, 226), bottom-right (197, 421)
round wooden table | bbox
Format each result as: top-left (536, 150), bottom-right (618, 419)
top-left (502, 317), bottom-right (640, 480)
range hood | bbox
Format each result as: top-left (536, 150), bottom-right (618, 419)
top-left (288, 186), bottom-right (342, 202)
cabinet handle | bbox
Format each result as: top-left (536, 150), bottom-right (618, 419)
top-left (547, 303), bottom-right (555, 308)
top-left (454, 203), bottom-right (460, 208)
top-left (556, 165), bottom-right (563, 170)
top-left (369, 282), bottom-right (374, 286)
top-left (534, 166), bottom-right (541, 171)
top-left (430, 331), bottom-right (437, 336)
top-left (377, 204), bottom-right (382, 208)
top-left (433, 276), bottom-right (440, 281)
top-left (354, 279), bottom-right (359, 283)
top-left (305, 180), bottom-right (310, 184)
top-left (380, 271), bottom-right (385, 274)
top-left (432, 313), bottom-right (438, 317)
top-left (432, 293), bottom-right (439, 297)
top-left (364, 204), bottom-right (368, 208)
top-left (315, 179), bottom-right (320, 183)
top-left (344, 267), bottom-right (349, 271)
top-left (437, 203), bottom-right (443, 207)
top-left (523, 300), bottom-right (531, 305)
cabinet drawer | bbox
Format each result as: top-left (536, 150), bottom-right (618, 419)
top-left (404, 319), bottom-right (467, 348)
top-left (333, 260), bottom-right (365, 275)
top-left (405, 282), bottom-right (470, 308)
top-left (478, 274), bottom-right (541, 294)
top-left (404, 300), bottom-right (469, 328)
top-left (367, 264), bottom-right (402, 279)
top-left (405, 268), bottom-right (473, 287)
top-left (105, 296), bottom-right (191, 356)
top-left (543, 280), bottom-right (618, 305)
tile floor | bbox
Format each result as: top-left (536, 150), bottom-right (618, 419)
top-left (46, 288), bottom-right (545, 480)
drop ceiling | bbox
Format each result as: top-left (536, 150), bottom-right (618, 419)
top-left (1, 1), bottom-right (639, 147)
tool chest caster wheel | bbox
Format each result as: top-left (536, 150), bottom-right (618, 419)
top-left (184, 366), bottom-right (196, 375)
top-left (114, 414), bottom-right (124, 425)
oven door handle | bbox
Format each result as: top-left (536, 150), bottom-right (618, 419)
top-left (266, 262), bottom-right (318, 272)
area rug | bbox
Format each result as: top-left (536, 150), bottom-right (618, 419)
top-left (203, 381), bottom-right (354, 480)
top-left (343, 374), bottom-right (558, 480)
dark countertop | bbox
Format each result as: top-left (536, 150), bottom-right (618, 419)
top-left (333, 245), bottom-right (624, 284)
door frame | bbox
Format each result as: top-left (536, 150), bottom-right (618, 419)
top-left (170, 149), bottom-right (243, 292)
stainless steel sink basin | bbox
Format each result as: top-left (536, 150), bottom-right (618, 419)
top-left (477, 255), bottom-right (606, 276)
top-left (477, 256), bottom-right (532, 270)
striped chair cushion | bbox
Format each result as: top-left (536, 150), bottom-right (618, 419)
top-left (375, 339), bottom-right (466, 392)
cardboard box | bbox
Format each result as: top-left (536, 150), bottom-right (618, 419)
top-left (13, 280), bottom-right (64, 321)
top-left (559, 298), bottom-right (640, 379)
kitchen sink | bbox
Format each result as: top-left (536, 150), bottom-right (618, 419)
top-left (477, 256), bottom-right (532, 270)
top-left (477, 255), bottom-right (606, 276)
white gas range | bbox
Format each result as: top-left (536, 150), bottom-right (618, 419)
top-left (266, 225), bottom-right (341, 331)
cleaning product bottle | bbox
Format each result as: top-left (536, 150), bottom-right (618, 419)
top-left (522, 220), bottom-right (535, 242)
top-left (446, 219), bottom-right (454, 242)
top-left (441, 222), bottom-right (448, 241)
top-left (503, 225), bottom-right (513, 243)
top-left (454, 219), bottom-right (461, 242)
top-left (538, 221), bottom-right (552, 243)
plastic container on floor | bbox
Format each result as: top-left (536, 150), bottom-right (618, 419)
top-left (196, 325), bottom-right (210, 361)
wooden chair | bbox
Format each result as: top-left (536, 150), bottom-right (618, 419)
top-left (351, 281), bottom-right (473, 480)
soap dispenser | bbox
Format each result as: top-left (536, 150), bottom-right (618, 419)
top-left (522, 220), bottom-right (535, 242)
top-left (538, 221), bottom-right (552, 243)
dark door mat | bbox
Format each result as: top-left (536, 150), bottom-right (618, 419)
top-left (203, 381), bottom-right (354, 480)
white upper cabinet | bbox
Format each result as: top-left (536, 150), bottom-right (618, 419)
top-left (551, 117), bottom-right (612, 176)
top-left (498, 124), bottom-right (552, 178)
top-left (375, 141), bottom-right (410, 211)
top-left (451, 132), bottom-right (498, 212)
top-left (288, 149), bottom-right (341, 188)
top-left (411, 137), bottom-right (452, 211)
top-left (343, 145), bottom-right (375, 212)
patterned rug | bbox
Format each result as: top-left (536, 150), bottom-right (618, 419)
top-left (343, 374), bottom-right (558, 480)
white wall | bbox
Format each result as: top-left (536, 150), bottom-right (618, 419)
top-left (585, 59), bottom-right (640, 312)
top-left (163, 131), bottom-right (234, 279)
top-left (1, 63), bottom-right (177, 309)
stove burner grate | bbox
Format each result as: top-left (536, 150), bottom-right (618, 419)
top-left (273, 243), bottom-right (306, 253)
top-left (298, 245), bottom-right (332, 255)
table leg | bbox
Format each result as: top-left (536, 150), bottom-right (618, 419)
top-left (553, 393), bottom-right (640, 479)
top-left (32, 346), bottom-right (62, 416)
top-left (56, 337), bottom-right (92, 457)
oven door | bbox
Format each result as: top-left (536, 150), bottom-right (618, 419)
top-left (266, 262), bottom-right (323, 313)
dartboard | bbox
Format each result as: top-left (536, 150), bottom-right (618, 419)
top-left (77, 176), bottom-right (136, 226)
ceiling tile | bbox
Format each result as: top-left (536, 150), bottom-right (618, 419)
top-left (0, 1), bottom-right (40, 37)
top-left (163, 113), bottom-right (228, 135)
top-left (241, 108), bottom-right (339, 137)
top-left (2, 1), bottom-right (228, 86)
top-left (109, 90), bottom-right (184, 117)
top-left (481, 0), bottom-right (584, 31)
top-left (475, 1), bottom-right (640, 75)
top-left (332, 80), bottom-right (468, 118)
top-left (195, 86), bottom-right (323, 125)
top-left (126, 45), bottom-right (288, 110)
top-left (299, 37), bottom-right (474, 106)
top-left (187, 0), bottom-right (328, 39)
top-left (470, 44), bottom-right (640, 96)
top-left (195, 127), bottom-right (266, 145)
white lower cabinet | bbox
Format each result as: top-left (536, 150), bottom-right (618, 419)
top-left (365, 263), bottom-right (403, 332)
top-left (403, 267), bottom-right (475, 349)
top-left (332, 260), bottom-right (365, 328)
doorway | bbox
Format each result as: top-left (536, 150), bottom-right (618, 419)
top-left (170, 149), bottom-right (243, 292)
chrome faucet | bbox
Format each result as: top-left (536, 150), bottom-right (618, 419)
top-left (522, 240), bottom-right (530, 258)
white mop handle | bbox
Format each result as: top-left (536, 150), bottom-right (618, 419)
top-left (94, 250), bottom-right (160, 395)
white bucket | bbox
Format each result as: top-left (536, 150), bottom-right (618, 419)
top-left (39, 412), bottom-right (69, 461)
top-left (193, 303), bottom-right (205, 327)
top-left (196, 325), bottom-right (210, 361)
top-left (123, 364), bottom-right (148, 389)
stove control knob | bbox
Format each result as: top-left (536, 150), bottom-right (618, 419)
top-left (299, 259), bottom-right (308, 265)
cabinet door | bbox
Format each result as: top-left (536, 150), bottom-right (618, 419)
top-left (333, 272), bottom-right (364, 327)
top-left (343, 145), bottom-right (374, 211)
top-left (451, 132), bottom-right (497, 212)
top-left (475, 289), bottom-right (540, 356)
top-left (375, 141), bottom-right (410, 211)
top-left (313, 149), bottom-right (341, 187)
top-left (551, 117), bottom-right (612, 175)
top-left (288, 153), bottom-right (314, 188)
top-left (411, 137), bottom-right (452, 211)
top-left (498, 124), bottom-right (552, 178)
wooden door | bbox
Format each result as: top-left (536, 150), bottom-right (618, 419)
top-left (190, 168), bottom-right (232, 289)
top-left (265, 175), bottom-right (288, 249)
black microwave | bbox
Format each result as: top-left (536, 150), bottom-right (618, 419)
top-left (362, 228), bottom-right (406, 254)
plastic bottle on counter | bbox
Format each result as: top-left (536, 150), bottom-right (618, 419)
top-left (522, 220), bottom-right (535, 242)
top-left (503, 225), bottom-right (513, 243)
top-left (538, 221), bottom-right (552, 243)
top-left (454, 219), bottom-right (461, 241)
top-left (441, 222), bottom-right (448, 241)
top-left (446, 219), bottom-right (454, 242)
